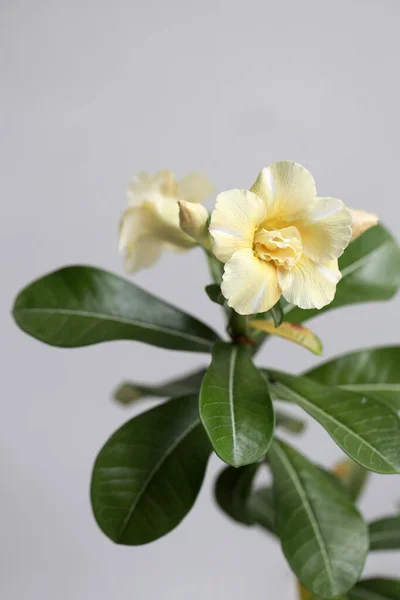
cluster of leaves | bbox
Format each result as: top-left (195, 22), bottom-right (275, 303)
top-left (12, 225), bottom-right (400, 599)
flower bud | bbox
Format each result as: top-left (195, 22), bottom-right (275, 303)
top-left (178, 200), bottom-right (211, 248)
top-left (350, 209), bottom-right (378, 241)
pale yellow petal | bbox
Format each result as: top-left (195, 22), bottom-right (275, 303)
top-left (350, 209), bottom-right (378, 241)
top-left (127, 170), bottom-right (177, 208)
top-left (296, 197), bottom-right (353, 262)
top-left (178, 172), bottom-right (215, 203)
top-left (251, 161), bottom-right (317, 222)
top-left (209, 189), bottom-right (267, 263)
top-left (124, 237), bottom-right (163, 273)
top-left (119, 203), bottom-right (195, 254)
top-left (221, 248), bottom-right (281, 315)
top-left (278, 256), bottom-right (341, 310)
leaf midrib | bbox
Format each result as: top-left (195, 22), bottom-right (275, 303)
top-left (273, 443), bottom-right (336, 595)
top-left (14, 307), bottom-right (213, 348)
top-left (115, 418), bottom-right (200, 541)
top-left (228, 346), bottom-right (238, 464)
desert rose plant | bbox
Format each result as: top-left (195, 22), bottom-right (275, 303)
top-left (12, 162), bottom-right (400, 599)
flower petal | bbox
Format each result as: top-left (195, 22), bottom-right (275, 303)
top-left (278, 256), bottom-right (341, 310)
top-left (221, 248), bottom-right (281, 315)
top-left (251, 161), bottom-right (317, 221)
top-left (127, 170), bottom-right (176, 207)
top-left (178, 172), bottom-right (215, 203)
top-left (350, 209), bottom-right (378, 241)
top-left (210, 189), bottom-right (267, 263)
top-left (124, 237), bottom-right (163, 273)
top-left (297, 197), bottom-right (353, 262)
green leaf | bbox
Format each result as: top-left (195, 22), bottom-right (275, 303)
top-left (285, 225), bottom-right (400, 324)
top-left (276, 409), bottom-right (306, 434)
top-left (214, 464), bottom-right (259, 525)
top-left (12, 266), bottom-right (220, 352)
top-left (369, 516), bottom-right (400, 551)
top-left (268, 370), bottom-right (400, 474)
top-left (115, 368), bottom-right (206, 404)
top-left (205, 284), bottom-right (225, 306)
top-left (305, 347), bottom-right (400, 411)
top-left (90, 395), bottom-right (211, 545)
top-left (250, 320), bottom-right (323, 355)
top-left (247, 487), bottom-right (276, 535)
top-left (270, 301), bottom-right (284, 327)
top-left (269, 439), bottom-right (368, 598)
top-left (200, 343), bottom-right (275, 467)
top-left (348, 578), bottom-right (400, 599)
top-left (333, 458), bottom-right (369, 502)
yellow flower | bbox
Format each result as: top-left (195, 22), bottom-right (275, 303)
top-left (119, 170), bottom-right (214, 272)
top-left (209, 161), bottom-right (353, 315)
top-left (350, 209), bottom-right (378, 241)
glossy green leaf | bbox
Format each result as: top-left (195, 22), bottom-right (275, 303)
top-left (269, 439), bottom-right (368, 598)
top-left (348, 579), bottom-right (400, 599)
top-left (115, 368), bottom-right (206, 404)
top-left (214, 464), bottom-right (259, 525)
top-left (12, 266), bottom-right (220, 352)
top-left (205, 284), bottom-right (225, 306)
top-left (268, 370), bottom-right (400, 474)
top-left (91, 395), bottom-right (211, 545)
top-left (200, 343), bottom-right (275, 467)
top-left (285, 225), bottom-right (400, 324)
top-left (369, 516), bottom-right (400, 551)
top-left (333, 458), bottom-right (369, 502)
top-left (247, 487), bottom-right (276, 535)
top-left (306, 347), bottom-right (400, 411)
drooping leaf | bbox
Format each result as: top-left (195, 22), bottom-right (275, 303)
top-left (115, 368), bottom-right (206, 404)
top-left (214, 464), bottom-right (259, 525)
top-left (369, 515), bottom-right (400, 551)
top-left (268, 370), bottom-right (400, 474)
top-left (12, 266), bottom-right (220, 352)
top-left (285, 225), bottom-right (400, 324)
top-left (276, 409), bottom-right (306, 434)
top-left (348, 578), bottom-right (400, 599)
top-left (247, 487), bottom-right (276, 535)
top-left (91, 395), bottom-right (211, 545)
top-left (249, 320), bottom-right (322, 355)
top-left (269, 439), bottom-right (368, 598)
top-left (200, 343), bottom-right (275, 467)
top-left (205, 284), bottom-right (225, 306)
top-left (305, 347), bottom-right (400, 411)
top-left (333, 458), bottom-right (369, 502)
top-left (270, 300), bottom-right (284, 327)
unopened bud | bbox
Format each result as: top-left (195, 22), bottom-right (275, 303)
top-left (178, 200), bottom-right (211, 248)
top-left (350, 209), bottom-right (378, 241)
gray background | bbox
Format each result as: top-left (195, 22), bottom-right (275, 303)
top-left (1, 0), bottom-right (399, 598)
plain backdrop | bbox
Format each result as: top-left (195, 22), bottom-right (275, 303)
top-left (1, 0), bottom-right (400, 598)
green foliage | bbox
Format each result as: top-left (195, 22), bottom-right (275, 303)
top-left (306, 347), bottom-right (400, 411)
top-left (369, 515), bottom-right (400, 551)
top-left (270, 300), bottom-right (284, 327)
top-left (247, 487), bottom-right (276, 535)
top-left (12, 266), bottom-right (220, 352)
top-left (286, 225), bottom-right (400, 324)
top-left (214, 464), bottom-right (259, 525)
top-left (348, 579), bottom-right (400, 599)
top-left (333, 459), bottom-right (369, 503)
top-left (91, 395), bottom-right (211, 545)
top-left (205, 284), bottom-right (225, 305)
top-left (200, 343), bottom-right (275, 466)
top-left (269, 440), bottom-right (368, 598)
top-left (115, 368), bottom-right (206, 404)
top-left (268, 370), bottom-right (400, 474)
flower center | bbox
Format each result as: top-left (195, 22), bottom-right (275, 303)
top-left (254, 226), bottom-right (302, 269)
